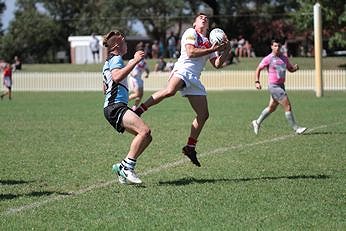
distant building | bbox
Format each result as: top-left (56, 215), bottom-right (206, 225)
top-left (68, 35), bottom-right (151, 64)
top-left (68, 35), bottom-right (104, 64)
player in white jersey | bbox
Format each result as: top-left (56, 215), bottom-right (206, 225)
top-left (135, 13), bottom-right (230, 167)
top-left (129, 44), bottom-right (150, 110)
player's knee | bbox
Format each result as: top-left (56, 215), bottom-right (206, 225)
top-left (205, 111), bottom-right (209, 121)
top-left (199, 111), bottom-right (209, 121)
top-left (285, 105), bottom-right (292, 112)
top-left (141, 127), bottom-right (152, 142)
top-left (164, 88), bottom-right (177, 98)
top-left (268, 105), bottom-right (277, 112)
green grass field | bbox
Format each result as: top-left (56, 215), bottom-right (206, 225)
top-left (0, 91), bottom-right (345, 230)
top-left (20, 57), bottom-right (346, 72)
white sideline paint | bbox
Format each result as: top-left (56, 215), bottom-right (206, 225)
top-left (1, 124), bottom-right (332, 215)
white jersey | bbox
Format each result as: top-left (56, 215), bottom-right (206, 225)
top-left (129, 59), bottom-right (148, 79)
top-left (173, 28), bottom-right (217, 77)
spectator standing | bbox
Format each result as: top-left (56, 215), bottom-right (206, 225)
top-left (90, 33), bottom-right (100, 63)
top-left (280, 39), bottom-right (288, 57)
top-left (167, 31), bottom-right (177, 58)
top-left (151, 40), bottom-right (159, 59)
top-left (144, 43), bottom-right (151, 59)
top-left (12, 56), bottom-right (22, 71)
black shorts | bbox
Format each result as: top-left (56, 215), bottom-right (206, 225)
top-left (104, 103), bottom-right (130, 133)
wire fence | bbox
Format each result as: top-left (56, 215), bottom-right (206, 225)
top-left (4, 70), bottom-right (346, 92)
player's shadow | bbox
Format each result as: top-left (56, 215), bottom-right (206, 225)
top-left (0, 179), bottom-right (70, 201)
top-left (0, 191), bottom-right (71, 201)
top-left (304, 131), bottom-right (346, 135)
top-left (0, 179), bottom-right (33, 185)
top-left (158, 174), bottom-right (329, 186)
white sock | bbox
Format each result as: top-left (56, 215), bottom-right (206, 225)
top-left (285, 111), bottom-right (298, 130)
top-left (256, 107), bottom-right (271, 125)
top-left (121, 157), bottom-right (136, 170)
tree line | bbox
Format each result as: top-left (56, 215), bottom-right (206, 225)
top-left (0, 0), bottom-right (345, 63)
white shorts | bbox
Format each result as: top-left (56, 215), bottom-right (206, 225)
top-left (170, 69), bottom-right (206, 96)
top-left (3, 76), bottom-right (12, 88)
top-left (129, 76), bottom-right (143, 90)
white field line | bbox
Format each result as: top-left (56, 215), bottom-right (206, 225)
top-left (1, 124), bottom-right (331, 216)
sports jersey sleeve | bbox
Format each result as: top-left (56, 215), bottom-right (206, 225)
top-left (258, 55), bottom-right (271, 69)
top-left (108, 56), bottom-right (124, 71)
top-left (183, 28), bottom-right (197, 46)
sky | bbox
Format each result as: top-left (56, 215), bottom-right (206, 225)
top-left (2, 0), bottom-right (15, 30)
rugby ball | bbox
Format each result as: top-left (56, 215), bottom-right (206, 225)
top-left (209, 28), bottom-right (225, 45)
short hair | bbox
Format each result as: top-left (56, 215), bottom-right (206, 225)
top-left (193, 12), bottom-right (208, 23)
top-left (103, 30), bottom-right (124, 52)
top-left (194, 12), bottom-right (208, 20)
top-left (271, 38), bottom-right (283, 45)
top-left (192, 12), bottom-right (209, 29)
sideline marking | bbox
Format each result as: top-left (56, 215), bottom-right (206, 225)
top-left (1, 124), bottom-right (331, 215)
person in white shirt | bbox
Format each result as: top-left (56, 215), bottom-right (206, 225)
top-left (135, 12), bottom-right (230, 167)
top-left (129, 44), bottom-right (150, 110)
top-left (90, 33), bottom-right (100, 63)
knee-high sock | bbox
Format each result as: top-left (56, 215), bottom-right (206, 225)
top-left (285, 111), bottom-right (298, 130)
top-left (256, 107), bottom-right (271, 125)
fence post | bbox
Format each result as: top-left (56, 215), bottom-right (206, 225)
top-left (314, 3), bottom-right (323, 97)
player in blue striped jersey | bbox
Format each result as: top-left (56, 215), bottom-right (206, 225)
top-left (102, 30), bottom-right (152, 184)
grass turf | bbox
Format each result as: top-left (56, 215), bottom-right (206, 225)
top-left (0, 91), bottom-right (345, 230)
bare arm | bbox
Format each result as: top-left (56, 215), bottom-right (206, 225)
top-left (254, 66), bottom-right (263, 90)
top-left (111, 51), bottom-right (145, 83)
top-left (185, 43), bottom-right (219, 58)
top-left (210, 41), bottom-right (231, 69)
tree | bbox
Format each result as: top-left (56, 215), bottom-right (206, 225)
top-left (113, 0), bottom-right (187, 52)
top-left (0, 0), bottom-right (5, 35)
top-left (199, 0), bottom-right (300, 56)
top-left (293, 0), bottom-right (346, 51)
top-left (0, 1), bottom-right (58, 62)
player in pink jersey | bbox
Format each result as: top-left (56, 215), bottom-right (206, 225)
top-left (251, 39), bottom-right (307, 135)
top-left (135, 12), bottom-right (230, 167)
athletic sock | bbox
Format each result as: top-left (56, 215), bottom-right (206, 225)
top-left (121, 157), bottom-right (137, 170)
top-left (134, 103), bottom-right (147, 116)
top-left (256, 107), bottom-right (271, 124)
top-left (285, 111), bottom-right (298, 130)
top-left (187, 137), bottom-right (197, 149)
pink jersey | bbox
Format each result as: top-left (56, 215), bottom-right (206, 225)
top-left (258, 53), bottom-right (293, 84)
